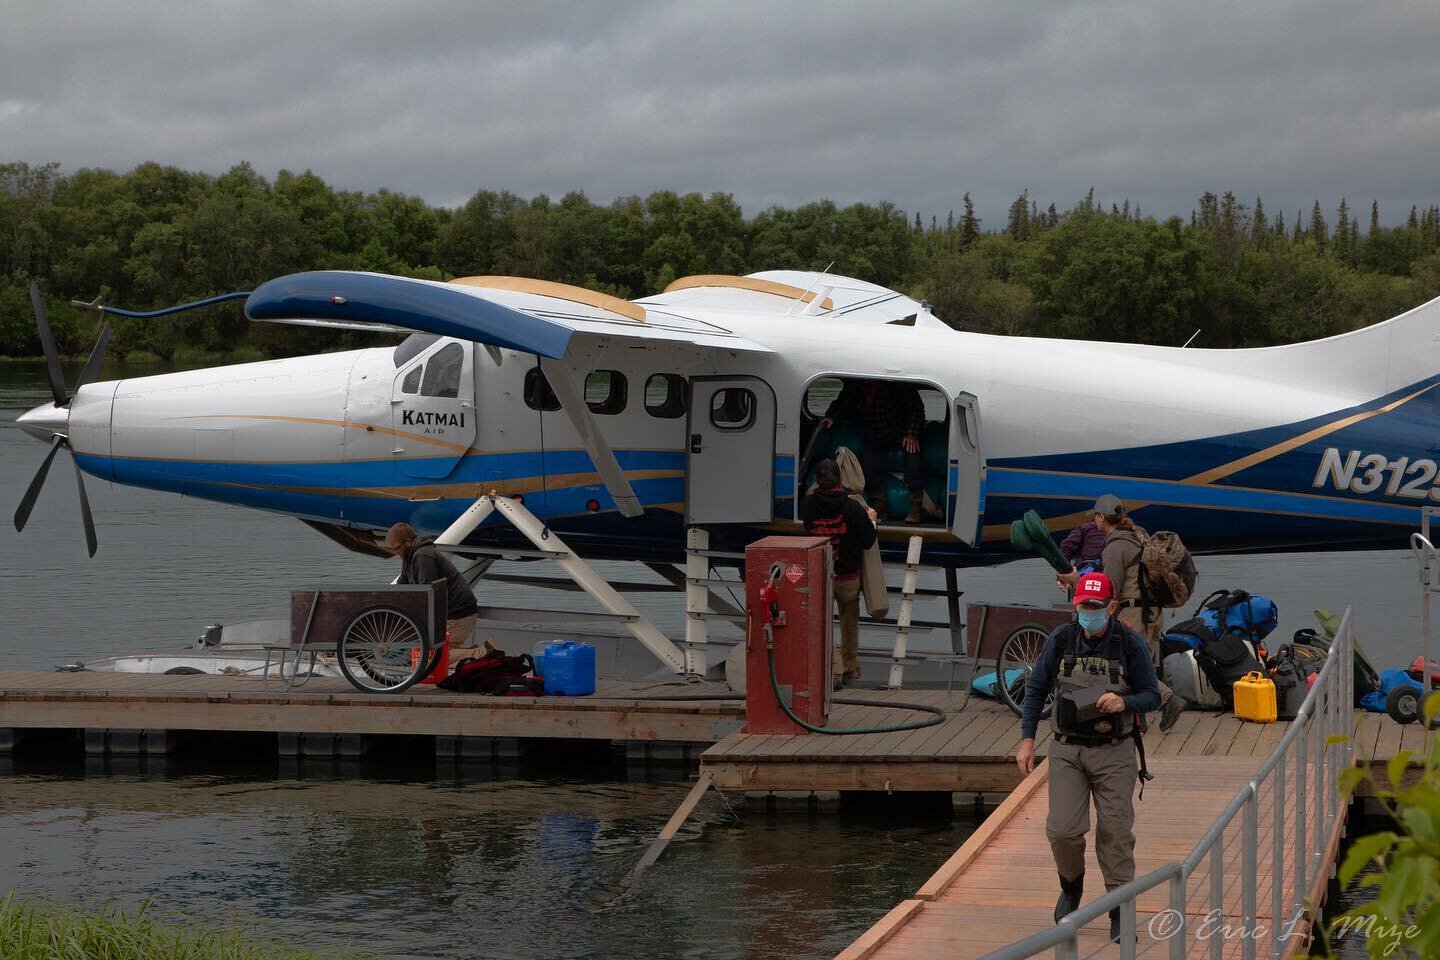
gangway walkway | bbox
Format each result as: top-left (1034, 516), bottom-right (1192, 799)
top-left (841, 608), bottom-right (1362, 960)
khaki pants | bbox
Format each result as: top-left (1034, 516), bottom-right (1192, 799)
top-left (445, 614), bottom-right (479, 661)
top-left (1122, 604), bottom-right (1174, 707)
top-left (833, 576), bottom-right (862, 679)
top-left (1046, 738), bottom-right (1138, 890)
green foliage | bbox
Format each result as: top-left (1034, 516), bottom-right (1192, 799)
top-left (0, 893), bottom-right (365, 959)
top-left (1326, 697), bottom-right (1440, 959)
top-left (6, 162), bottom-right (1440, 359)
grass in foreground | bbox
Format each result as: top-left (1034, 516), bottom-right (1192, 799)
top-left (0, 894), bottom-right (365, 960)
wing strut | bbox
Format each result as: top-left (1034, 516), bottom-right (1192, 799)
top-left (539, 356), bottom-right (644, 518)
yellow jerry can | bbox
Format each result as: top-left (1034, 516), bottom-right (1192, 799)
top-left (1232, 671), bottom-right (1278, 724)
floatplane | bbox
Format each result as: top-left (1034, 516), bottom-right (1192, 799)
top-left (12, 270), bottom-right (1440, 678)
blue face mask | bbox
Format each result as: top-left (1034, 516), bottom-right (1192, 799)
top-left (1076, 607), bottom-right (1110, 635)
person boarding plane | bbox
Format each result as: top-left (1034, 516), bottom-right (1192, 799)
top-left (12, 269), bottom-right (1440, 673)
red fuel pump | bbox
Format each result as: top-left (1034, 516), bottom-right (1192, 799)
top-left (744, 536), bottom-right (833, 735)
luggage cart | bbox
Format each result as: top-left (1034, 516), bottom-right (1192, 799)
top-left (264, 582), bottom-right (446, 694)
top-left (948, 600), bottom-right (1073, 716)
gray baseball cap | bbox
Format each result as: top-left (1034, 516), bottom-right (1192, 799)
top-left (1092, 494), bottom-right (1122, 515)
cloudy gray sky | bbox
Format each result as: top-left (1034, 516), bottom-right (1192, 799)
top-left (3, 0), bottom-right (1438, 228)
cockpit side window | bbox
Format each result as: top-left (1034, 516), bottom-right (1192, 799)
top-left (393, 333), bottom-right (440, 366)
top-left (420, 342), bottom-right (464, 398)
top-left (401, 366), bottom-right (422, 394)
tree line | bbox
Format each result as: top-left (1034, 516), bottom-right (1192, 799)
top-left (3, 160), bottom-right (1440, 361)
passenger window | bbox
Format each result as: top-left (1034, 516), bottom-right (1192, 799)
top-left (710, 388), bottom-right (755, 430)
top-left (585, 370), bottom-right (627, 415)
top-left (401, 366), bottom-right (422, 394)
top-left (644, 373), bottom-right (687, 419)
top-left (420, 342), bottom-right (464, 398)
top-left (804, 377), bottom-right (843, 417)
top-left (524, 367), bottom-right (561, 411)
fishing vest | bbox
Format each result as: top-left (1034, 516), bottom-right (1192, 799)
top-left (1050, 621), bottom-right (1137, 741)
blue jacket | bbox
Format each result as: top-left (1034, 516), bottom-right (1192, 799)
top-left (1020, 618), bottom-right (1162, 741)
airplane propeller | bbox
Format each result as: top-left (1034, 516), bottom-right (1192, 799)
top-left (12, 282), bottom-right (110, 557)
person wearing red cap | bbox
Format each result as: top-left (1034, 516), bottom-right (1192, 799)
top-left (1016, 570), bottom-right (1160, 943)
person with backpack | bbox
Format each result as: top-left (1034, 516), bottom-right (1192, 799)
top-left (799, 458), bottom-right (878, 687)
top-left (385, 522), bottom-right (480, 654)
top-left (1016, 571), bottom-right (1161, 944)
top-left (1058, 495), bottom-right (1186, 731)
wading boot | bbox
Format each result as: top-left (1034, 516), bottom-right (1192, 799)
top-left (1159, 693), bottom-right (1188, 732)
top-left (1109, 907), bottom-right (1136, 943)
top-left (905, 491), bottom-right (923, 524)
top-left (1054, 874), bottom-right (1083, 923)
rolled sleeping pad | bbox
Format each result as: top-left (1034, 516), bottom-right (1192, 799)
top-left (885, 474), bottom-right (910, 519)
top-left (1010, 509), bottom-right (1071, 573)
top-left (922, 420), bottom-right (948, 476)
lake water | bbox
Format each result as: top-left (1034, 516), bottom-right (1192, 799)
top-left (0, 361), bottom-right (1417, 958)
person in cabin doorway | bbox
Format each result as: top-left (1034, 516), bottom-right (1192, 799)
top-left (799, 459), bottom-right (878, 688)
top-left (385, 522), bottom-right (481, 658)
top-left (1058, 495), bottom-right (1186, 732)
top-left (1017, 572), bottom-right (1160, 944)
top-left (821, 378), bottom-right (926, 523)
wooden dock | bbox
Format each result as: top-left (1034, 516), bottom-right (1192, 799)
top-left (699, 694), bottom-right (1426, 795)
top-left (0, 670), bottom-right (1421, 789)
top-left (0, 669), bottom-right (744, 761)
top-left (836, 752), bottom-right (1353, 960)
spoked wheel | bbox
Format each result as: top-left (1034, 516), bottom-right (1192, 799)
top-left (996, 624), bottom-right (1053, 719)
top-left (337, 605), bottom-right (429, 693)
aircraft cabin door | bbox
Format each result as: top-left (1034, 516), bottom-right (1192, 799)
top-left (950, 392), bottom-right (986, 545)
top-left (391, 340), bottom-right (477, 479)
top-left (686, 376), bottom-right (777, 524)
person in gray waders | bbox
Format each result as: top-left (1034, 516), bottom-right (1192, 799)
top-left (1015, 571), bottom-right (1160, 943)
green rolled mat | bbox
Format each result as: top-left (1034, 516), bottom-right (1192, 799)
top-left (885, 474), bottom-right (910, 519)
top-left (828, 423), bottom-right (863, 461)
top-left (1009, 509), bottom-right (1071, 573)
top-left (924, 476), bottom-right (946, 516)
top-left (922, 420), bottom-right (948, 475)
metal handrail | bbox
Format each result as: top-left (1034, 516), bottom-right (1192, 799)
top-left (981, 607), bottom-right (1356, 960)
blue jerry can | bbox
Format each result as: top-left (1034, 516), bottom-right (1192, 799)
top-left (542, 641), bottom-right (597, 696)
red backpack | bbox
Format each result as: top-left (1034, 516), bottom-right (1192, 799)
top-left (437, 650), bottom-right (543, 695)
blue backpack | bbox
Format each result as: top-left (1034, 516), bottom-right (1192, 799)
top-left (1161, 589), bottom-right (1278, 656)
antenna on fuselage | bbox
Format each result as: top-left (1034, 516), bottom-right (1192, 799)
top-left (1181, 329), bottom-right (1201, 348)
top-left (787, 262), bottom-right (835, 316)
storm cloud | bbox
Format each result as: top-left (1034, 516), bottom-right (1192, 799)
top-left (3, 0), bottom-right (1438, 226)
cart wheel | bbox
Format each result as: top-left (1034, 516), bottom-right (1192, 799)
top-left (337, 605), bottom-right (429, 693)
top-left (1386, 684), bottom-right (1420, 725)
top-left (1422, 690), bottom-right (1440, 730)
top-left (997, 624), bottom-right (1053, 719)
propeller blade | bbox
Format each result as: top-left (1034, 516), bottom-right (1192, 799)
top-left (13, 435), bottom-right (64, 532)
top-left (76, 321), bottom-right (111, 391)
top-left (30, 282), bottom-right (69, 407)
top-left (69, 447), bottom-right (98, 557)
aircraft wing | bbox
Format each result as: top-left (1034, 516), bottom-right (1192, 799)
top-left (245, 271), bottom-right (774, 357)
top-left (246, 270), bottom-right (778, 520)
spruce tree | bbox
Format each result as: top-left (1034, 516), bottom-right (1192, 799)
top-left (1251, 196), bottom-right (1268, 247)
top-left (1006, 190), bottom-right (1030, 241)
top-left (1274, 208), bottom-right (1286, 240)
top-left (1370, 199), bottom-right (1379, 235)
top-left (1310, 201), bottom-right (1328, 252)
top-left (946, 209), bottom-right (955, 233)
top-left (1121, 198), bottom-right (1130, 220)
top-left (1409, 205), bottom-right (1420, 230)
top-left (1047, 203), bottom-right (1059, 227)
top-left (959, 193), bottom-right (980, 247)
top-left (1335, 198), bottom-right (1350, 262)
top-left (1293, 210), bottom-right (1304, 243)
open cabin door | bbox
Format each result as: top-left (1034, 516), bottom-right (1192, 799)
top-left (391, 340), bottom-right (476, 479)
top-left (949, 392), bottom-right (986, 545)
top-left (686, 376), bottom-right (777, 524)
